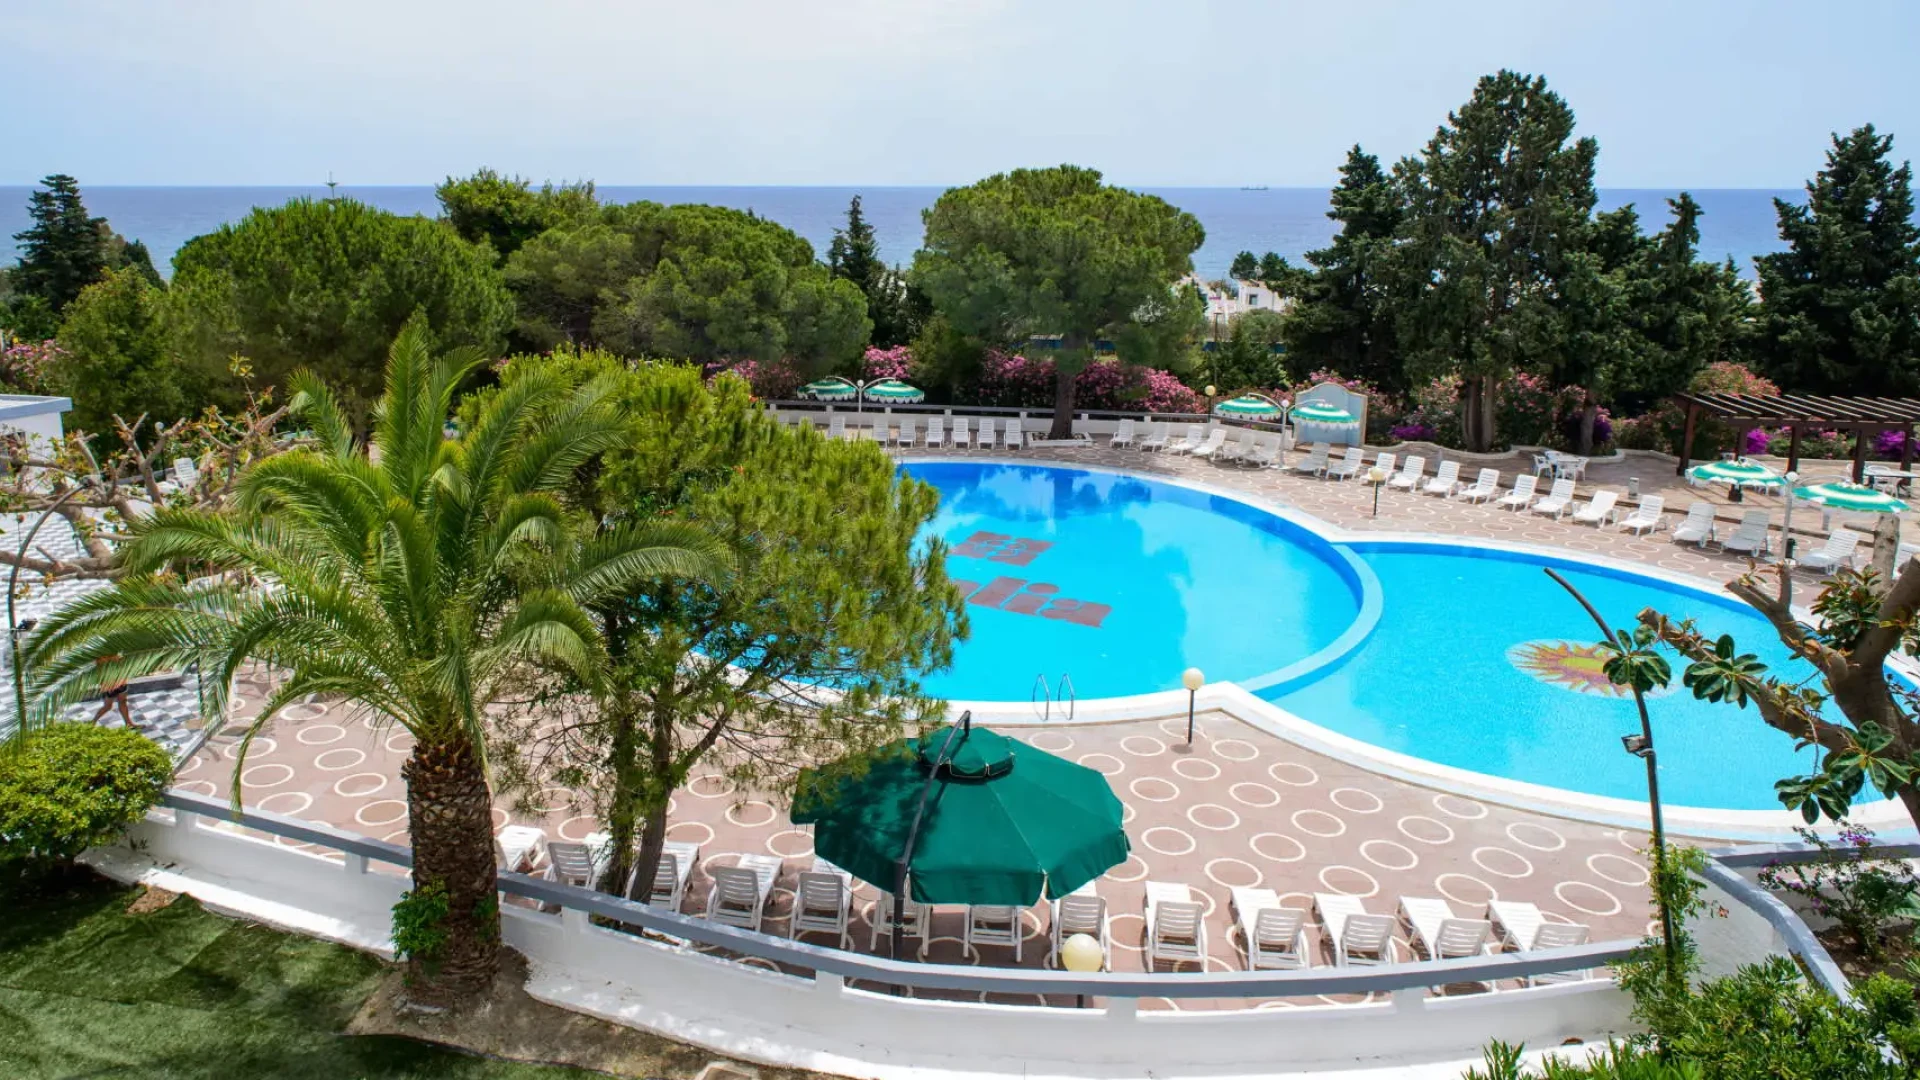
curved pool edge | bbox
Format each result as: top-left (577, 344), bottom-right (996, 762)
top-left (915, 453), bottom-right (1913, 842)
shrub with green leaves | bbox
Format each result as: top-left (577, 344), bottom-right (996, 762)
top-left (0, 723), bottom-right (171, 869)
top-left (1758, 825), bottom-right (1920, 960)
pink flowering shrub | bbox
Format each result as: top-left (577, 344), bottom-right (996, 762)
top-left (970, 350), bottom-right (1201, 412)
top-left (862, 345), bottom-right (912, 382)
top-left (0, 340), bottom-right (62, 395)
top-left (717, 357), bottom-right (802, 400)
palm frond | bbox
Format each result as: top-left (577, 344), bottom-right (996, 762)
top-left (568, 520), bottom-right (735, 606)
top-left (285, 370), bottom-right (356, 459)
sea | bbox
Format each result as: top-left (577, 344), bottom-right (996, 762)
top-left (0, 185), bottom-right (1804, 282)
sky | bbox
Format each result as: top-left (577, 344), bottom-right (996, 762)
top-left (4, 0), bottom-right (1917, 189)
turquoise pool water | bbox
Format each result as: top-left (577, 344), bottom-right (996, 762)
top-left (901, 462), bottom-right (1361, 703)
top-left (907, 462), bottom-right (1853, 812)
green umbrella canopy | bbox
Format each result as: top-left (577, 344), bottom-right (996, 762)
top-left (1289, 401), bottom-right (1358, 426)
top-left (802, 376), bottom-right (859, 401)
top-left (1688, 459), bottom-right (1782, 486)
top-left (1792, 480), bottom-right (1909, 513)
top-left (1214, 393), bottom-right (1282, 419)
top-left (863, 378), bottom-right (925, 403)
top-left (791, 723), bottom-right (1130, 907)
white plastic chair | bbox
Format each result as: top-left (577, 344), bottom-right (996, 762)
top-left (1670, 501), bottom-right (1717, 547)
top-left (983, 416), bottom-right (1004, 451)
top-left (1723, 508), bottom-right (1772, 556)
top-left (1531, 477), bottom-right (1577, 519)
top-left (1327, 445), bottom-right (1367, 480)
top-left (1109, 419), bottom-right (1136, 449)
top-left (923, 416), bottom-right (947, 449)
top-left (1496, 474), bottom-right (1539, 511)
top-left (825, 415), bottom-right (846, 441)
top-left (893, 416), bottom-right (918, 448)
top-left (494, 825), bottom-right (547, 873)
top-left (1231, 887), bottom-right (1310, 970)
top-left (1314, 893), bottom-right (1394, 967)
top-left (1571, 490), bottom-right (1619, 527)
top-left (1293, 443), bottom-right (1332, 477)
top-left (1458, 468), bottom-right (1500, 503)
top-left (1144, 881), bottom-right (1207, 969)
top-left (1802, 527), bottom-right (1864, 574)
top-left (1616, 494), bottom-right (1665, 535)
top-left (1049, 882), bottom-right (1110, 970)
top-left (951, 416), bottom-right (972, 450)
top-left (642, 840), bottom-right (701, 911)
top-left (1423, 460), bottom-right (1461, 497)
top-left (964, 904), bottom-right (1023, 961)
top-left (869, 890), bottom-right (931, 957)
top-left (791, 860), bottom-right (854, 947)
top-left (703, 853), bottom-right (782, 931)
top-left (1388, 455), bottom-right (1425, 491)
top-left (1399, 896), bottom-right (1494, 961)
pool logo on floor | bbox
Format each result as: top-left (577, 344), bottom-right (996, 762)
top-left (1507, 639), bottom-right (1675, 699)
top-left (949, 531), bottom-right (1110, 627)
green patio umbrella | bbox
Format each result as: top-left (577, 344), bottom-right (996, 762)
top-left (801, 376), bottom-right (858, 402)
top-left (791, 721), bottom-right (1129, 907)
top-left (862, 378), bottom-right (925, 404)
top-left (1792, 480), bottom-right (1908, 514)
top-left (1214, 393), bottom-right (1282, 419)
top-left (1289, 401), bottom-right (1359, 427)
top-left (1688, 458), bottom-right (1782, 487)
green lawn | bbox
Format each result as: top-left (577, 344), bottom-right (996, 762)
top-left (0, 873), bottom-right (597, 1080)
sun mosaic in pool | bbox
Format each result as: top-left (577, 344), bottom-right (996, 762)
top-left (1505, 638), bottom-right (1675, 699)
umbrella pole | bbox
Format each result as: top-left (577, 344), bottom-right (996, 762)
top-left (892, 711), bottom-right (972, 976)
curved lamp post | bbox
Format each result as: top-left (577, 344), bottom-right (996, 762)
top-left (1181, 667), bottom-right (1205, 744)
top-left (8, 478), bottom-right (92, 738)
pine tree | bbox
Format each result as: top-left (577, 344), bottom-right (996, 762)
top-left (10, 175), bottom-right (110, 316)
top-left (1756, 125), bottom-right (1920, 395)
top-left (828, 195), bottom-right (920, 348)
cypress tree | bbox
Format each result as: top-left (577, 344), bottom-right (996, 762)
top-left (1755, 125), bottom-right (1920, 395)
top-left (828, 195), bottom-right (921, 348)
top-left (10, 175), bottom-right (111, 316)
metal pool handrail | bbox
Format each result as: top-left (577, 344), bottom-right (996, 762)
top-left (160, 789), bottom-right (1632, 1000)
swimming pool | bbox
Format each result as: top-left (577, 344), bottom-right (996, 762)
top-left (905, 461), bottom-right (1856, 812)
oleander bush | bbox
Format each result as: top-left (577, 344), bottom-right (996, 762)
top-left (0, 723), bottom-right (172, 874)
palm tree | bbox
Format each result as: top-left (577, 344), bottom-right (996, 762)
top-left (26, 324), bottom-right (728, 1003)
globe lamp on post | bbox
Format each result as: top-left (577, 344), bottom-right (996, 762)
top-left (1782, 470), bottom-right (1800, 563)
top-left (1366, 464), bottom-right (1386, 517)
top-left (1062, 931), bottom-right (1103, 1006)
top-left (1181, 667), bottom-right (1205, 745)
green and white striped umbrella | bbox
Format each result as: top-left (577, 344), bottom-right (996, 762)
top-left (862, 378), bottom-right (925, 404)
top-left (1213, 393), bottom-right (1282, 419)
top-left (1687, 459), bottom-right (1782, 487)
top-left (1791, 481), bottom-right (1908, 514)
top-left (801, 376), bottom-right (858, 402)
top-left (1289, 401), bottom-right (1359, 427)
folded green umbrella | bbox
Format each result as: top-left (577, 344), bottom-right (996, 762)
top-left (1289, 401), bottom-right (1358, 426)
top-left (791, 722), bottom-right (1129, 907)
top-left (1688, 459), bottom-right (1781, 486)
top-left (1792, 480), bottom-right (1908, 513)
top-left (862, 378), bottom-right (925, 404)
top-left (1214, 393), bottom-right (1282, 419)
top-left (801, 376), bottom-right (858, 401)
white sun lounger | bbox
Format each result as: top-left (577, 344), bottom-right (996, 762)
top-left (1723, 508), bottom-right (1772, 556)
top-left (869, 890), bottom-right (931, 957)
top-left (1050, 881), bottom-right (1110, 970)
top-left (952, 416), bottom-right (973, 450)
top-left (1496, 474), bottom-right (1539, 511)
top-left (978, 416), bottom-right (1000, 451)
top-left (825, 414), bottom-right (846, 441)
top-left (792, 859), bottom-right (855, 947)
top-left (1488, 901), bottom-right (1593, 984)
top-left (923, 416), bottom-right (947, 449)
top-left (1423, 460), bottom-right (1461, 497)
top-left (1327, 445), bottom-right (1367, 480)
top-left (1670, 501), bottom-right (1717, 547)
top-left (545, 832), bottom-right (615, 891)
top-left (1163, 423), bottom-right (1201, 455)
top-left (1138, 422), bottom-right (1171, 452)
top-left (1531, 477), bottom-right (1577, 519)
top-left (495, 825), bottom-right (547, 873)
top-left (1372, 452), bottom-right (1396, 479)
top-left (1398, 895), bottom-right (1494, 962)
top-left (1293, 443), bottom-right (1332, 477)
top-left (1109, 419), bottom-right (1137, 448)
top-left (893, 416), bottom-right (918, 447)
top-left (704, 853), bottom-right (783, 932)
top-left (1458, 468), bottom-right (1500, 503)
top-left (1801, 527), bottom-right (1863, 574)
top-left (1387, 455), bottom-right (1425, 491)
top-left (1191, 429), bottom-right (1230, 460)
top-left (965, 904), bottom-right (1023, 961)
top-left (1571, 489), bottom-right (1619, 527)
top-left (640, 840), bottom-right (702, 911)
top-left (1232, 887), bottom-right (1310, 970)
top-left (1218, 429), bottom-right (1259, 463)
top-left (1145, 880), bottom-right (1207, 969)
top-left (1244, 435), bottom-right (1283, 469)
top-left (1313, 893), bottom-right (1395, 967)
top-left (1617, 494), bottom-right (1665, 535)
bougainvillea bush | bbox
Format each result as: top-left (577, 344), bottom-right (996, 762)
top-left (716, 357), bottom-right (802, 401)
top-left (970, 350), bottom-right (1202, 413)
top-left (0, 340), bottom-right (63, 396)
top-left (861, 345), bottom-right (912, 382)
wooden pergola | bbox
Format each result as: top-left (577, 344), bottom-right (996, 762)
top-left (1674, 392), bottom-right (1920, 482)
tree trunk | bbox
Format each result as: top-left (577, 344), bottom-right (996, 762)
top-left (601, 701), bottom-right (641, 898)
top-left (1461, 374), bottom-right (1497, 453)
top-left (1048, 362), bottom-right (1077, 440)
top-left (632, 798), bottom-right (672, 906)
top-left (401, 738), bottom-right (500, 1004)
top-left (1576, 396), bottom-right (1599, 456)
top-left (625, 703), bottom-right (677, 903)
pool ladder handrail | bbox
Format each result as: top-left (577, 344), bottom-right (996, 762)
top-left (1030, 673), bottom-right (1077, 722)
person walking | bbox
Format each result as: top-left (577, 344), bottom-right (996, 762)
top-left (91, 654), bottom-right (132, 726)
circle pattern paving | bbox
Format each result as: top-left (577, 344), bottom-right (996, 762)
top-left (192, 691), bottom-right (1654, 1009)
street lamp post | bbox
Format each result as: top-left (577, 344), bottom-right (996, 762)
top-left (1181, 667), bottom-right (1204, 744)
top-left (1781, 470), bottom-right (1800, 564)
